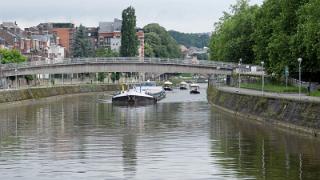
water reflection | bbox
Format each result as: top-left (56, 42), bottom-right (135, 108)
top-left (209, 107), bottom-right (320, 179)
top-left (0, 92), bottom-right (320, 179)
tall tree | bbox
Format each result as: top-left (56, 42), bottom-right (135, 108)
top-left (72, 25), bottom-right (93, 58)
top-left (120, 6), bottom-right (138, 57)
top-left (293, 0), bottom-right (320, 81)
top-left (143, 23), bottom-right (181, 58)
top-left (209, 0), bottom-right (258, 64)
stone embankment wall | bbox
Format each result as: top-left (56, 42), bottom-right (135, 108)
top-left (0, 84), bottom-right (120, 104)
top-left (207, 85), bottom-right (320, 135)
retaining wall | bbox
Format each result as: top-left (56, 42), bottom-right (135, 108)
top-left (0, 84), bottom-right (120, 104)
top-left (207, 85), bottom-right (320, 135)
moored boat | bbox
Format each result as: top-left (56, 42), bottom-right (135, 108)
top-left (190, 83), bottom-right (200, 94)
top-left (179, 81), bottom-right (188, 90)
top-left (163, 81), bottom-right (173, 91)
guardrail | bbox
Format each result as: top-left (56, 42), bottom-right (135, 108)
top-left (0, 57), bottom-right (236, 71)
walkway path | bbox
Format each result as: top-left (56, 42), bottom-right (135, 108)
top-left (218, 86), bottom-right (320, 103)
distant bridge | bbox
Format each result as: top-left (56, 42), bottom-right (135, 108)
top-left (0, 57), bottom-right (236, 77)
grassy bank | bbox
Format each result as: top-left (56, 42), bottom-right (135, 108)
top-left (240, 82), bottom-right (307, 93)
top-left (311, 91), bottom-right (320, 97)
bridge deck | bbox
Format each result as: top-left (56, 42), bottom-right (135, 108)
top-left (0, 58), bottom-right (236, 77)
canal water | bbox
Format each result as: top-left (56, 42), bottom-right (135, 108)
top-left (0, 84), bottom-right (320, 179)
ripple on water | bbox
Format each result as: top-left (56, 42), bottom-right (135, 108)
top-left (0, 85), bottom-right (320, 179)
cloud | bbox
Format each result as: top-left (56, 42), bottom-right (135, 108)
top-left (0, 0), bottom-right (263, 32)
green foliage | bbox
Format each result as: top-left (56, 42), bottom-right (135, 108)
top-left (293, 0), bottom-right (320, 81)
top-left (25, 75), bottom-right (34, 85)
top-left (95, 47), bottom-right (119, 57)
top-left (196, 53), bottom-right (208, 60)
top-left (310, 90), bottom-right (320, 97)
top-left (143, 23), bottom-right (181, 58)
top-left (169, 31), bottom-right (210, 48)
top-left (240, 82), bottom-right (307, 93)
top-left (0, 49), bottom-right (27, 64)
top-left (210, 0), bottom-right (258, 64)
top-left (111, 72), bottom-right (121, 83)
top-left (98, 72), bottom-right (106, 82)
top-left (72, 25), bottom-right (94, 57)
top-left (120, 6), bottom-right (138, 57)
top-left (210, 0), bottom-right (320, 82)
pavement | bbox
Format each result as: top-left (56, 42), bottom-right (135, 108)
top-left (217, 86), bottom-right (320, 103)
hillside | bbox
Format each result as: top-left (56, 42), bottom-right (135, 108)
top-left (168, 30), bottom-right (210, 48)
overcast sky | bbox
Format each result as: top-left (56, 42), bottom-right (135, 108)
top-left (1, 0), bottom-right (263, 33)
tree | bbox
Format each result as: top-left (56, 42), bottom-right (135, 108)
top-left (72, 25), bottom-right (94, 58)
top-left (169, 31), bottom-right (210, 48)
top-left (95, 47), bottom-right (119, 57)
top-left (209, 0), bottom-right (319, 82)
top-left (95, 47), bottom-right (119, 83)
top-left (111, 72), bottom-right (121, 83)
top-left (293, 0), bottom-right (320, 82)
top-left (120, 6), bottom-right (138, 57)
top-left (0, 49), bottom-right (31, 84)
top-left (0, 49), bottom-right (27, 64)
top-left (98, 72), bottom-right (106, 83)
top-left (143, 23), bottom-right (181, 58)
top-left (209, 0), bottom-right (258, 64)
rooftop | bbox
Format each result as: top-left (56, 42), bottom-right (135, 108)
top-left (99, 18), bottom-right (122, 33)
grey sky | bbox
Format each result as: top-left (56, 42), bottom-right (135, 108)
top-left (1, 0), bottom-right (263, 33)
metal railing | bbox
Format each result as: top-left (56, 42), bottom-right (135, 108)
top-left (0, 57), bottom-right (236, 71)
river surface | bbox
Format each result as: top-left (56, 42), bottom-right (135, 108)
top-left (0, 84), bottom-right (320, 179)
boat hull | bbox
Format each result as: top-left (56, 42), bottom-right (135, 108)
top-left (112, 95), bottom-right (157, 106)
top-left (164, 87), bottom-right (173, 91)
top-left (190, 90), bottom-right (200, 94)
top-left (180, 87), bottom-right (188, 90)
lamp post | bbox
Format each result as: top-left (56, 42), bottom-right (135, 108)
top-left (15, 68), bottom-right (18, 89)
top-left (261, 61), bottom-right (265, 95)
top-left (298, 58), bottom-right (302, 100)
top-left (238, 58), bottom-right (242, 90)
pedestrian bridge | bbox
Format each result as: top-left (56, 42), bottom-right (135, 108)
top-left (0, 57), bottom-right (235, 77)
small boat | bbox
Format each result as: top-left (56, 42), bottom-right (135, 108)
top-left (112, 89), bottom-right (157, 106)
top-left (163, 81), bottom-right (173, 91)
top-left (179, 81), bottom-right (188, 90)
top-left (190, 84), bottom-right (200, 94)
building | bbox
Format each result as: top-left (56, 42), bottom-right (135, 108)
top-left (26, 23), bottom-right (75, 57)
top-left (86, 27), bottom-right (99, 50)
top-left (50, 23), bottom-right (75, 57)
top-left (98, 18), bottom-right (144, 57)
top-left (0, 22), bottom-right (67, 61)
top-left (137, 29), bottom-right (144, 58)
top-left (0, 37), bottom-right (5, 49)
top-left (48, 44), bottom-right (65, 62)
top-left (98, 18), bottom-right (122, 51)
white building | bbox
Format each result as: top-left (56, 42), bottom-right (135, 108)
top-left (48, 44), bottom-right (65, 62)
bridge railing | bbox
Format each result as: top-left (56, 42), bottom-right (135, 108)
top-left (0, 57), bottom-right (236, 71)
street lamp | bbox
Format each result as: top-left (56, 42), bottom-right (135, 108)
top-left (15, 69), bottom-right (18, 89)
top-left (298, 58), bottom-right (302, 100)
top-left (238, 58), bottom-right (242, 90)
top-left (261, 61), bottom-right (265, 95)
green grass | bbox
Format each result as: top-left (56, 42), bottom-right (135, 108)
top-left (240, 82), bottom-right (307, 93)
top-left (310, 90), bottom-right (320, 97)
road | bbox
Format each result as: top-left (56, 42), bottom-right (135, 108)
top-left (218, 86), bottom-right (320, 103)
